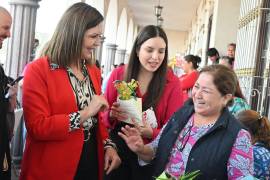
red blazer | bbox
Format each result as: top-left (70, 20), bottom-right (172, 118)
top-left (102, 66), bottom-right (183, 140)
top-left (20, 57), bottom-right (108, 180)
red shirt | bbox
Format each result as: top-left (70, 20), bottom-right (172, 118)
top-left (102, 66), bottom-right (183, 140)
top-left (179, 70), bottom-right (199, 101)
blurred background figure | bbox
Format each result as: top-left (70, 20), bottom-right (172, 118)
top-left (219, 56), bottom-right (250, 116)
top-left (228, 83), bottom-right (250, 116)
top-left (179, 54), bottom-right (201, 102)
top-left (227, 43), bottom-right (236, 60)
top-left (207, 47), bottom-right (220, 64)
top-left (219, 56), bottom-right (234, 69)
top-left (237, 110), bottom-right (270, 179)
top-left (30, 38), bottom-right (39, 61)
top-left (101, 64), bottom-right (117, 93)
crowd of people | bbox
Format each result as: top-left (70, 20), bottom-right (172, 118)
top-left (0, 2), bottom-right (269, 180)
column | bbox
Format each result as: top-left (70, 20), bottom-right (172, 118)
top-left (124, 52), bottom-right (130, 64)
top-left (209, 0), bottom-right (241, 54)
top-left (104, 43), bottom-right (117, 76)
top-left (5, 0), bottom-right (41, 168)
top-left (95, 35), bottom-right (105, 65)
top-left (5, 0), bottom-right (41, 79)
top-left (115, 49), bottom-right (126, 65)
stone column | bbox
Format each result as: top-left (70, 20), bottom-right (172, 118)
top-left (5, 0), bottom-right (41, 168)
top-left (115, 49), bottom-right (126, 65)
top-left (104, 43), bottom-right (117, 76)
top-left (95, 35), bottom-right (105, 65)
top-left (5, 0), bottom-right (41, 79)
top-left (124, 52), bottom-right (130, 64)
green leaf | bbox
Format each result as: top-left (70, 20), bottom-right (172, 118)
top-left (180, 170), bottom-right (200, 180)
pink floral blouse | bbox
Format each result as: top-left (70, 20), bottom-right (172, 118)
top-left (149, 115), bottom-right (253, 179)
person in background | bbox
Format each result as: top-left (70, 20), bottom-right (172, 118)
top-left (103, 25), bottom-right (183, 180)
top-left (219, 56), bottom-right (250, 116)
top-left (228, 81), bottom-right (250, 116)
top-left (30, 38), bottom-right (39, 61)
top-left (118, 62), bottom-right (125, 67)
top-left (227, 43), bottom-right (236, 60)
top-left (207, 47), bottom-right (220, 64)
top-left (119, 65), bottom-right (253, 179)
top-left (0, 6), bottom-right (18, 180)
top-left (219, 56), bottom-right (234, 69)
top-left (179, 54), bottom-right (201, 102)
top-left (101, 64), bottom-right (117, 93)
top-left (237, 110), bottom-right (270, 179)
top-left (20, 3), bottom-right (120, 180)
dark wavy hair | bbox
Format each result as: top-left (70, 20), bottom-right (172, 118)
top-left (237, 110), bottom-right (270, 149)
top-left (42, 2), bottom-right (104, 67)
top-left (124, 25), bottom-right (168, 110)
top-left (183, 54), bottom-right (201, 69)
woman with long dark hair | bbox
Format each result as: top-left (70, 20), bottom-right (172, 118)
top-left (103, 25), bottom-right (183, 180)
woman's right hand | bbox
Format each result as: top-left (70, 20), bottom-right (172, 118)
top-left (80, 95), bottom-right (109, 123)
top-left (110, 102), bottom-right (128, 122)
top-left (118, 125), bottom-right (144, 154)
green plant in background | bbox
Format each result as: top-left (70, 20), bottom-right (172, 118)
top-left (156, 170), bottom-right (200, 180)
top-left (114, 79), bottom-right (138, 100)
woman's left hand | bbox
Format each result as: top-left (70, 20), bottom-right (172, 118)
top-left (104, 147), bottom-right (121, 174)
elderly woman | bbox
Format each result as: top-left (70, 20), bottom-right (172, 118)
top-left (119, 65), bottom-right (253, 179)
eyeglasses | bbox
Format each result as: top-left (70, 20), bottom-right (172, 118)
top-left (177, 122), bottom-right (193, 152)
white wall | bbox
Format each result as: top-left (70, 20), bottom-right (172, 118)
top-left (165, 29), bottom-right (187, 59)
top-left (210, 0), bottom-right (241, 56)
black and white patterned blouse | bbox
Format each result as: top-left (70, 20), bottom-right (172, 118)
top-left (67, 62), bottom-right (97, 135)
top-left (50, 62), bottom-right (117, 148)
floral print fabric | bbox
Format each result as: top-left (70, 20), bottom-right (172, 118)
top-left (149, 115), bottom-right (253, 179)
top-left (253, 142), bottom-right (270, 179)
top-left (229, 97), bottom-right (250, 116)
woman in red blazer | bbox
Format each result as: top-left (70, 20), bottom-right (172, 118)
top-left (179, 55), bottom-right (201, 102)
top-left (20, 3), bottom-right (120, 180)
